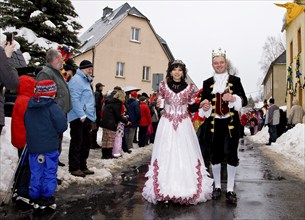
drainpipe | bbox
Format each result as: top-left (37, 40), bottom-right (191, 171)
top-left (271, 68), bottom-right (273, 98)
top-left (92, 48), bottom-right (95, 77)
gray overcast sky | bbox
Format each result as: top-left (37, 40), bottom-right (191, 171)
top-left (71, 0), bottom-right (287, 98)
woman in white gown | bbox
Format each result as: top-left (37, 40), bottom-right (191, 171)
top-left (142, 60), bottom-right (213, 205)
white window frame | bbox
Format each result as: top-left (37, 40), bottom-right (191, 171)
top-left (142, 66), bottom-right (150, 81)
top-left (116, 62), bottom-right (124, 77)
top-left (131, 27), bottom-right (140, 42)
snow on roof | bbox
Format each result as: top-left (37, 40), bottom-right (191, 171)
top-left (78, 3), bottom-right (146, 53)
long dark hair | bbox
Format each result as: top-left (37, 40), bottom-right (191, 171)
top-left (165, 60), bottom-right (188, 84)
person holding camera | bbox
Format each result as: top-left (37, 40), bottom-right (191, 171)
top-left (0, 38), bottom-right (19, 134)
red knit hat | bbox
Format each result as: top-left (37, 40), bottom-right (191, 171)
top-left (130, 91), bottom-right (137, 98)
top-left (35, 80), bottom-right (57, 97)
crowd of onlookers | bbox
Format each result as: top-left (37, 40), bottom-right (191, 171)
top-left (1, 45), bottom-right (163, 209)
top-left (239, 98), bottom-right (304, 145)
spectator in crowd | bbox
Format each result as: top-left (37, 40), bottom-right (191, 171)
top-left (265, 98), bottom-right (280, 145)
top-left (63, 64), bottom-right (75, 82)
top-left (24, 80), bottom-right (67, 209)
top-left (288, 99), bottom-right (304, 128)
top-left (10, 75), bottom-right (36, 203)
top-left (138, 96), bottom-right (152, 147)
top-left (111, 91), bottom-right (130, 158)
top-left (249, 110), bottom-right (258, 135)
top-left (277, 108), bottom-right (287, 138)
top-left (126, 91), bottom-right (141, 151)
top-left (261, 99), bottom-right (269, 125)
top-left (100, 89), bottom-right (129, 159)
top-left (149, 97), bottom-right (161, 144)
top-left (36, 48), bottom-right (72, 167)
top-left (91, 82), bottom-right (105, 149)
top-left (67, 60), bottom-right (96, 177)
top-left (0, 40), bottom-right (19, 134)
top-left (11, 75), bottom-right (36, 157)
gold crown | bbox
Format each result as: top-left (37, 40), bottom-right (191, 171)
top-left (212, 48), bottom-right (226, 59)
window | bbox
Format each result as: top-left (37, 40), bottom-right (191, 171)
top-left (116, 62), bottom-right (124, 77)
top-left (142, 66), bottom-right (150, 80)
top-left (298, 28), bottom-right (302, 53)
top-left (131, 27), bottom-right (140, 41)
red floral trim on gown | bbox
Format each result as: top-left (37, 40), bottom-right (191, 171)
top-left (153, 159), bottom-right (203, 205)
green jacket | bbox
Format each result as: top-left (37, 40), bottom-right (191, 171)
top-left (36, 64), bottom-right (72, 114)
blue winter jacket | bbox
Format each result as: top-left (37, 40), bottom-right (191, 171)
top-left (67, 69), bottom-right (96, 122)
top-left (126, 97), bottom-right (141, 128)
top-left (24, 97), bottom-right (68, 154)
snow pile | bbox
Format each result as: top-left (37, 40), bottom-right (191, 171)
top-left (247, 123), bottom-right (305, 168)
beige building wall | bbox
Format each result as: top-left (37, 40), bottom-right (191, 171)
top-left (286, 12), bottom-right (305, 121)
top-left (74, 50), bottom-right (93, 67)
top-left (273, 64), bottom-right (286, 106)
top-left (75, 15), bottom-right (169, 95)
top-left (264, 72), bottom-right (272, 100)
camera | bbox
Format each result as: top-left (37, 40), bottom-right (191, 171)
top-left (6, 33), bottom-right (13, 45)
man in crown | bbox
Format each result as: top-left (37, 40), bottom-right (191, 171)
top-left (197, 48), bottom-right (248, 204)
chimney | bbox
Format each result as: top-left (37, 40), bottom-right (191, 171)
top-left (102, 7), bottom-right (113, 19)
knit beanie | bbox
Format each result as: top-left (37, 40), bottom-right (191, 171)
top-left (35, 80), bottom-right (57, 98)
top-left (79, 60), bottom-right (93, 69)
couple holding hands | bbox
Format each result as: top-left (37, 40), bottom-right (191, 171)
top-left (142, 48), bottom-right (248, 205)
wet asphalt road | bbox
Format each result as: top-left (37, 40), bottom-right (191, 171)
top-left (1, 139), bottom-right (304, 220)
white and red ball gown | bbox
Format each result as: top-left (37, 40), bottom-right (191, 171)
top-left (142, 80), bottom-right (213, 205)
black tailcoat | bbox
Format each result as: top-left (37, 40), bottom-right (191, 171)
top-left (198, 74), bottom-right (248, 166)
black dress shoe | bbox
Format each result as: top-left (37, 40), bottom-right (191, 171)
top-left (226, 191), bottom-right (237, 204)
top-left (265, 142), bottom-right (271, 146)
top-left (58, 161), bottom-right (65, 167)
top-left (212, 188), bottom-right (221, 200)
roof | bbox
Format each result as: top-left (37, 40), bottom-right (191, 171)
top-left (262, 50), bottom-right (286, 85)
top-left (78, 3), bottom-right (134, 53)
top-left (77, 2), bottom-right (174, 61)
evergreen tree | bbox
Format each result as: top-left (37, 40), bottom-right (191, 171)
top-left (0, 0), bottom-right (82, 67)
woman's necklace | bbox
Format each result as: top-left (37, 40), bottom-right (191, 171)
top-left (172, 83), bottom-right (181, 90)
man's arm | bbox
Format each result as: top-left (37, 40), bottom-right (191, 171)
top-left (0, 46), bottom-right (19, 89)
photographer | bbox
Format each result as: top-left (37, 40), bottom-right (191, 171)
top-left (0, 39), bottom-right (19, 134)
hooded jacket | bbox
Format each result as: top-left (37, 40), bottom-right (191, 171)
top-left (24, 97), bottom-right (67, 154)
top-left (11, 75), bottom-right (36, 149)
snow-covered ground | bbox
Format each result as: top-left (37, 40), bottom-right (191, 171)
top-left (246, 124), bottom-right (305, 181)
top-left (0, 117), bottom-right (304, 199)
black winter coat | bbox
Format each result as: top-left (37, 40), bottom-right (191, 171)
top-left (100, 97), bottom-right (128, 131)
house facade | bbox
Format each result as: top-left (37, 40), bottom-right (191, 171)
top-left (73, 3), bottom-right (197, 95)
top-left (283, 2), bottom-right (305, 121)
top-left (262, 51), bottom-right (287, 107)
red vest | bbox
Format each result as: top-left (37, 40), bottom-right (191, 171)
top-left (215, 93), bottom-right (229, 116)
